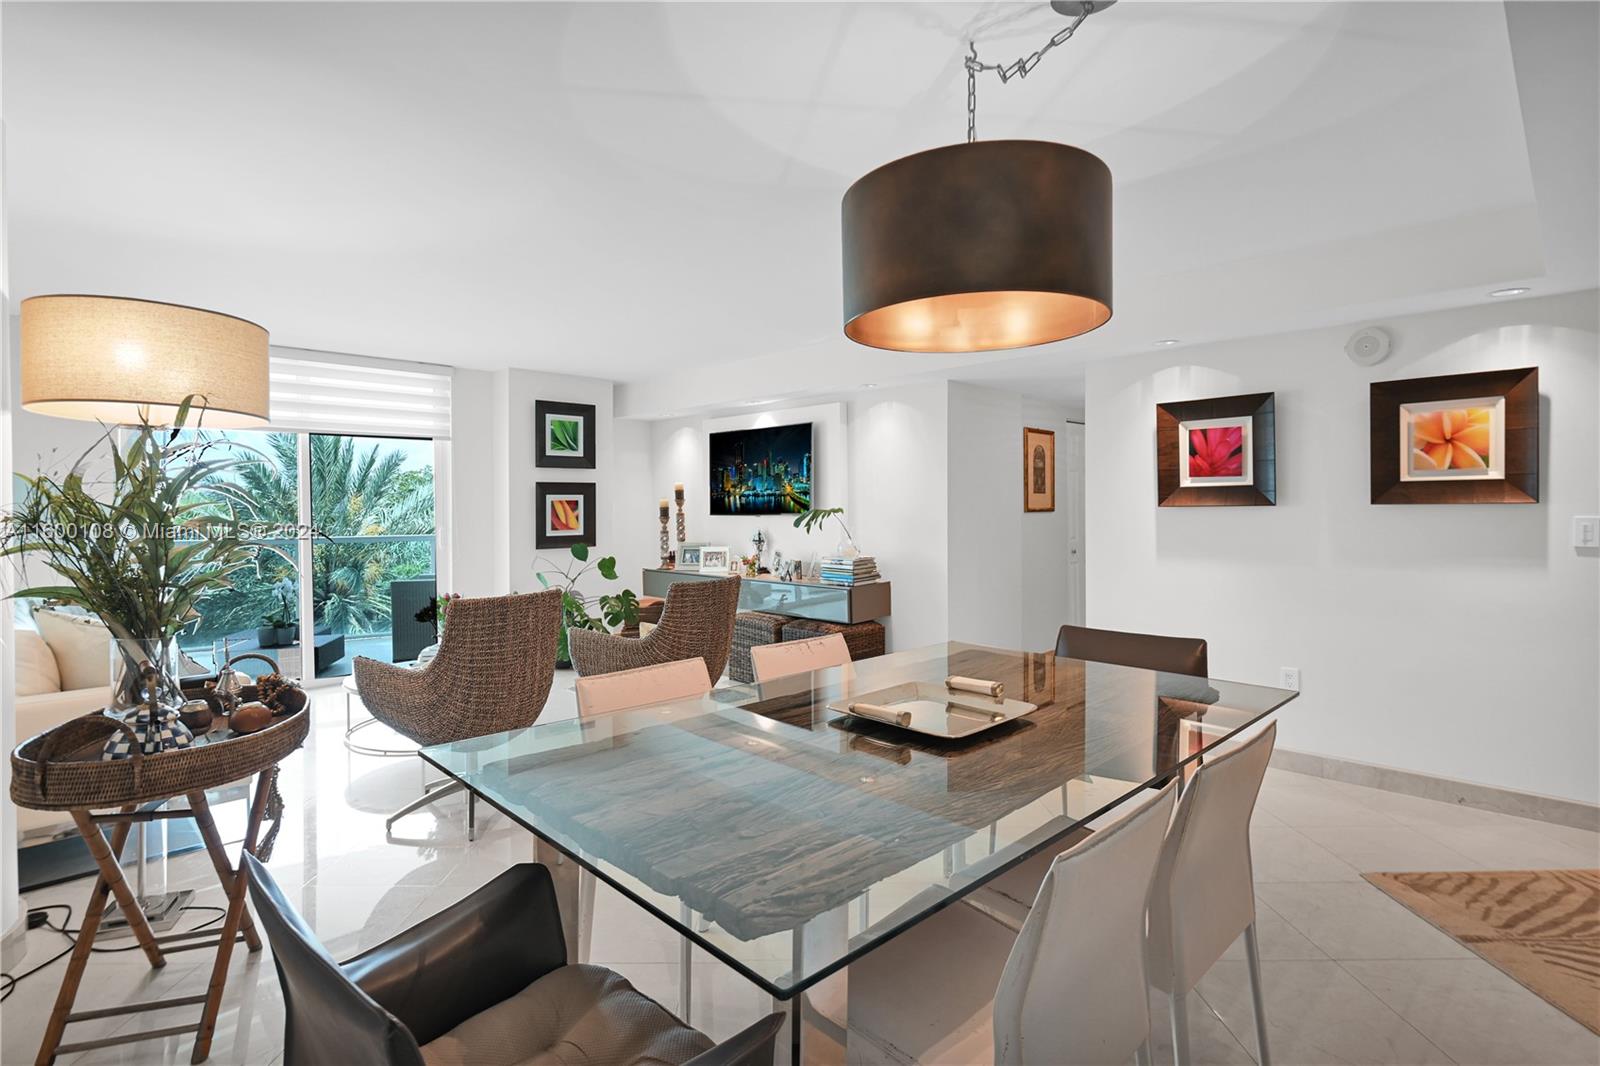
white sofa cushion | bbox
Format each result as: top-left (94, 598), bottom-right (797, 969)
top-left (34, 608), bottom-right (113, 691)
top-left (15, 628), bottom-right (62, 696)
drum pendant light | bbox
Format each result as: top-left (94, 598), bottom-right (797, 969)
top-left (842, 2), bottom-right (1115, 353)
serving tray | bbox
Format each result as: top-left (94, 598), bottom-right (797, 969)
top-left (827, 681), bottom-right (1037, 739)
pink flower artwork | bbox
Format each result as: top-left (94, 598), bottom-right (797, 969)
top-left (1188, 425), bottom-right (1244, 479)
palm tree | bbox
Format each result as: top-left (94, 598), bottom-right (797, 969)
top-left (183, 433), bottom-right (434, 650)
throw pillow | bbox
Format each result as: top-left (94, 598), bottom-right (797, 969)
top-left (14, 629), bottom-right (63, 696)
top-left (33, 608), bottom-right (113, 692)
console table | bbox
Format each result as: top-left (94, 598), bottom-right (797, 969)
top-left (642, 568), bottom-right (890, 625)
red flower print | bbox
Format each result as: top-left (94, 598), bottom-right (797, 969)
top-left (1189, 426), bottom-right (1244, 478)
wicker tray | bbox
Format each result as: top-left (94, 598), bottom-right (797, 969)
top-left (10, 706), bottom-right (309, 812)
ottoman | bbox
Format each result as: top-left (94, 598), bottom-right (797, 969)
top-left (730, 611), bottom-right (790, 683)
top-left (779, 619), bottom-right (887, 662)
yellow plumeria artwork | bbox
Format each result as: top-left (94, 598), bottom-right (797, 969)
top-left (1400, 397), bottom-right (1505, 481)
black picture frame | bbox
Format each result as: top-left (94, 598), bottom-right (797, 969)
top-left (535, 481), bottom-right (598, 548)
top-left (1156, 392), bottom-right (1277, 507)
top-left (535, 400), bottom-right (597, 469)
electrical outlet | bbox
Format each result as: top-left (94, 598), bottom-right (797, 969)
top-left (1280, 667), bottom-right (1301, 691)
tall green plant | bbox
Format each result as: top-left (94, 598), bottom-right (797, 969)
top-left (534, 544), bottom-right (639, 665)
top-left (2, 401), bottom-right (296, 702)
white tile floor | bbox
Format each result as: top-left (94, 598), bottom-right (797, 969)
top-left (3, 681), bottom-right (1596, 1066)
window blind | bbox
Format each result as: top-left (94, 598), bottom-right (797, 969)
top-left (267, 348), bottom-right (451, 439)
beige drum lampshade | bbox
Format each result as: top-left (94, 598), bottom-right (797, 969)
top-left (20, 295), bottom-right (270, 427)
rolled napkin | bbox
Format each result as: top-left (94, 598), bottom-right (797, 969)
top-left (848, 702), bottom-right (913, 727)
top-left (946, 703), bottom-right (1005, 724)
top-left (947, 675), bottom-right (1004, 700)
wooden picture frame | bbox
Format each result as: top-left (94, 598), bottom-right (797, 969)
top-left (1156, 392), bottom-right (1276, 507)
top-left (535, 481), bottom-right (597, 548)
top-left (1370, 367), bottom-right (1538, 505)
top-left (1023, 426), bottom-right (1056, 512)
top-left (535, 400), bottom-right (597, 469)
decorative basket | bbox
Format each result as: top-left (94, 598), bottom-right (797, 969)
top-left (10, 704), bottom-right (309, 813)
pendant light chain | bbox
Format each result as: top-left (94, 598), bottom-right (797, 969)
top-left (964, 6), bottom-right (1094, 142)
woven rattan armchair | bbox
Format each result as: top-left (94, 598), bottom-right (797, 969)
top-left (353, 589), bottom-right (562, 839)
top-left (569, 576), bottom-right (742, 681)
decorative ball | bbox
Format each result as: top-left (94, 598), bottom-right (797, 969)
top-left (230, 702), bottom-right (272, 735)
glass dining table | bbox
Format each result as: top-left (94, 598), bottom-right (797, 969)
top-left (420, 641), bottom-right (1297, 1063)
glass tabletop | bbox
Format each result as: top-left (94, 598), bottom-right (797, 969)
top-left (420, 641), bottom-right (1296, 998)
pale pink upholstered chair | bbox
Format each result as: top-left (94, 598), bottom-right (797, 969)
top-left (575, 658), bottom-right (712, 718)
top-left (749, 633), bottom-right (852, 683)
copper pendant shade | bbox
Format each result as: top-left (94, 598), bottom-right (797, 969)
top-left (842, 139), bottom-right (1112, 353)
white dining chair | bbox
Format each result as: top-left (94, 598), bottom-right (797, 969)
top-left (749, 632), bottom-right (851, 682)
top-left (1148, 720), bottom-right (1277, 1066)
top-left (575, 657), bottom-right (711, 717)
top-left (850, 778), bottom-right (1180, 1066)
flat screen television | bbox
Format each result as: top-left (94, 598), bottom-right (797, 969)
top-left (709, 422), bottom-right (813, 515)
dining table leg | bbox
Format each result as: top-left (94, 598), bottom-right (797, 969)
top-left (533, 835), bottom-right (584, 962)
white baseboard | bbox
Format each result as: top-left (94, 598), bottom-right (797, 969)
top-left (1271, 747), bottom-right (1599, 832)
top-left (2, 900), bottom-right (28, 970)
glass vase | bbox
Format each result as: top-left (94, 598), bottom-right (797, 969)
top-left (109, 636), bottom-right (186, 716)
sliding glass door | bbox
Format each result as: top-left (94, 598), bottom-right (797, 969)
top-left (175, 430), bottom-right (437, 682)
top-left (307, 434), bottom-right (436, 680)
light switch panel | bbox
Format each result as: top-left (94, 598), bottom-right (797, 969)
top-left (1574, 516), bottom-right (1600, 549)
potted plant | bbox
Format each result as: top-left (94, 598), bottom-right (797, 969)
top-left (534, 544), bottom-right (640, 669)
top-left (793, 506), bottom-right (861, 556)
top-left (257, 579), bottom-right (297, 647)
top-left (411, 592), bottom-right (460, 666)
top-left (2, 399), bottom-right (295, 748)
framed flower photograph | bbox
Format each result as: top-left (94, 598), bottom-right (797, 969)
top-left (1371, 367), bottom-right (1537, 504)
top-left (1023, 426), bottom-right (1056, 512)
top-left (1156, 392), bottom-right (1276, 507)
top-left (535, 400), bottom-right (596, 469)
top-left (1178, 416), bottom-right (1253, 487)
top-left (535, 481), bottom-right (597, 547)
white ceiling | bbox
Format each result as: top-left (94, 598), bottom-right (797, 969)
top-left (3, 2), bottom-right (1595, 417)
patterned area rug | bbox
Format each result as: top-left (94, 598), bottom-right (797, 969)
top-left (1366, 869), bottom-right (1600, 1035)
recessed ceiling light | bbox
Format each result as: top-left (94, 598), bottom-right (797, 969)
top-left (1154, 338), bottom-right (1180, 347)
top-left (1488, 287), bottom-right (1530, 298)
top-left (862, 383), bottom-right (879, 389)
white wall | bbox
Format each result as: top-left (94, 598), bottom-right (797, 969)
top-left (1, 120), bottom-right (20, 956)
top-left (447, 367), bottom-right (496, 597)
top-left (487, 368), bottom-right (622, 602)
top-left (947, 384), bottom-right (1085, 652)
top-left (1085, 289), bottom-right (1600, 805)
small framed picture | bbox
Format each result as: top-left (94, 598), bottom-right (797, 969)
top-left (535, 400), bottom-right (597, 469)
top-left (699, 546), bottom-right (731, 574)
top-left (1178, 416), bottom-right (1253, 487)
top-left (678, 545), bottom-right (704, 570)
top-left (535, 481), bottom-right (597, 548)
top-left (1023, 427), bottom-right (1056, 512)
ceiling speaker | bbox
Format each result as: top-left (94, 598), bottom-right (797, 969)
top-left (1345, 326), bottom-right (1391, 366)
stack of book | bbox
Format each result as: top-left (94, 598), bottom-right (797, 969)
top-left (820, 556), bottom-right (879, 586)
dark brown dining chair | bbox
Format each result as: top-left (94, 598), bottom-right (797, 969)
top-left (243, 855), bottom-right (785, 1066)
top-left (353, 589), bottom-right (562, 839)
top-left (1054, 624), bottom-right (1209, 677)
top-left (570, 576), bottom-right (742, 682)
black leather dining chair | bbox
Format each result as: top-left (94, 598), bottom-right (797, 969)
top-left (1055, 624), bottom-right (1209, 677)
top-left (243, 855), bottom-right (784, 1066)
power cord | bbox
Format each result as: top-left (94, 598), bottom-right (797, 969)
top-left (0, 902), bottom-right (227, 1003)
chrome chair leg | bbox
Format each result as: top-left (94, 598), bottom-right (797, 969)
top-left (386, 780), bottom-right (465, 833)
top-left (467, 791), bottom-right (477, 841)
top-left (1244, 921), bottom-right (1272, 1065)
top-left (678, 902), bottom-right (694, 1023)
top-left (1169, 990), bottom-right (1191, 1066)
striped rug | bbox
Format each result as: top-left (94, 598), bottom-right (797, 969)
top-left (1366, 869), bottom-right (1599, 1035)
